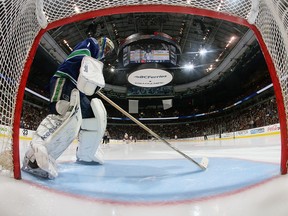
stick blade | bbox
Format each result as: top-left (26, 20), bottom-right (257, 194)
top-left (200, 157), bottom-right (209, 170)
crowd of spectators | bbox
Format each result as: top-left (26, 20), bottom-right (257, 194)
top-left (19, 92), bottom-right (279, 140)
top-left (20, 102), bottom-right (48, 130)
top-left (106, 96), bottom-right (278, 140)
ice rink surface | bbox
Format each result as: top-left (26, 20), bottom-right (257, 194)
top-left (1, 134), bottom-right (288, 216)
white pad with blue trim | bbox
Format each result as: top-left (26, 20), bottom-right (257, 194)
top-left (23, 89), bottom-right (82, 178)
top-left (76, 98), bottom-right (107, 163)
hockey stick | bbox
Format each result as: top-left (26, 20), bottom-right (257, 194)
top-left (97, 91), bottom-right (208, 170)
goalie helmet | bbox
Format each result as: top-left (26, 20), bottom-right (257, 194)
top-left (97, 36), bottom-right (115, 59)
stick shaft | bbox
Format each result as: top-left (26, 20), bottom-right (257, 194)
top-left (97, 91), bottom-right (206, 170)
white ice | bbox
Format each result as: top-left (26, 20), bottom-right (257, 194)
top-left (1, 134), bottom-right (288, 216)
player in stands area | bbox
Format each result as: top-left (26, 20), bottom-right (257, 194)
top-left (22, 36), bottom-right (115, 179)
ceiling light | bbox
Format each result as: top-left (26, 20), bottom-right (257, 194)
top-left (184, 63), bottom-right (194, 70)
top-left (199, 48), bottom-right (207, 56)
top-left (110, 67), bottom-right (115, 72)
top-left (208, 65), bottom-right (213, 71)
top-left (63, 39), bottom-right (73, 51)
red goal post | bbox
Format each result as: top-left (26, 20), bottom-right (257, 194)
top-left (0, 0), bottom-right (287, 179)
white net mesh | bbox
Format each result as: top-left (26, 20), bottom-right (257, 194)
top-left (0, 0), bottom-right (42, 177)
top-left (0, 0), bottom-right (287, 178)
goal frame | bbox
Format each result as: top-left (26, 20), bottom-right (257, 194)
top-left (8, 4), bottom-right (288, 179)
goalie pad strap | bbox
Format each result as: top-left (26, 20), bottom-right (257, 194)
top-left (55, 100), bottom-right (70, 116)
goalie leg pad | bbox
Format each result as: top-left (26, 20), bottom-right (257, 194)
top-left (77, 130), bottom-right (104, 164)
top-left (22, 89), bottom-right (82, 178)
top-left (76, 98), bottom-right (107, 163)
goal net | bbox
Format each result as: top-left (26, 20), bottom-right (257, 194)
top-left (0, 0), bottom-right (287, 179)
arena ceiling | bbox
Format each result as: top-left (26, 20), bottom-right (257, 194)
top-left (28, 12), bottom-right (271, 108)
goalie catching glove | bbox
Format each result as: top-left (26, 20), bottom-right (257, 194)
top-left (77, 56), bottom-right (105, 96)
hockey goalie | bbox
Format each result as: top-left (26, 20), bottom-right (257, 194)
top-left (22, 36), bottom-right (114, 179)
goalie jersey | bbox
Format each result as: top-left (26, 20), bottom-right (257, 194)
top-left (53, 37), bottom-right (102, 86)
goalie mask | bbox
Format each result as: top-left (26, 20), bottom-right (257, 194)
top-left (97, 36), bottom-right (115, 60)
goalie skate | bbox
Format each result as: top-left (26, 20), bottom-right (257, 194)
top-left (76, 146), bottom-right (104, 165)
top-left (22, 158), bottom-right (53, 179)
